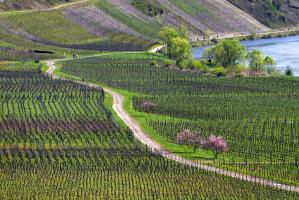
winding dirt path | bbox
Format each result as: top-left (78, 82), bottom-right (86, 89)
top-left (46, 58), bottom-right (299, 193)
top-left (0, 0), bottom-right (89, 15)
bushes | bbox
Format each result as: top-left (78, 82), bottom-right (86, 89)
top-left (190, 59), bottom-right (208, 72)
top-left (285, 66), bottom-right (294, 76)
top-left (211, 66), bottom-right (225, 76)
top-left (132, 0), bottom-right (164, 17)
top-left (141, 101), bottom-right (156, 112)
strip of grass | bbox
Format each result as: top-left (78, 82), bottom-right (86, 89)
top-left (93, 0), bottom-right (161, 37)
top-left (169, 0), bottom-right (206, 16)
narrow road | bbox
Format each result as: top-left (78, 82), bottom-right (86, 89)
top-left (0, 0), bottom-right (89, 15)
top-left (46, 59), bottom-right (299, 193)
top-left (149, 45), bottom-right (165, 53)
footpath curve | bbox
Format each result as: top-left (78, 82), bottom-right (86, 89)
top-left (46, 58), bottom-right (299, 194)
top-left (0, 0), bottom-right (89, 15)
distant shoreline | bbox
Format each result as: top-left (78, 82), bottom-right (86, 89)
top-left (192, 29), bottom-right (299, 47)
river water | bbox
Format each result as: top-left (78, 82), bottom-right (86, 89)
top-left (193, 35), bottom-right (299, 75)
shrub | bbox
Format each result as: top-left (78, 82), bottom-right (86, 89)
top-left (211, 67), bottom-right (225, 77)
top-left (132, 0), bottom-right (164, 17)
top-left (150, 60), bottom-right (158, 66)
top-left (177, 59), bottom-right (191, 69)
top-left (190, 59), bottom-right (208, 72)
top-left (163, 59), bottom-right (174, 67)
top-left (141, 101), bottom-right (156, 112)
top-left (227, 64), bottom-right (246, 73)
top-left (285, 66), bottom-right (294, 76)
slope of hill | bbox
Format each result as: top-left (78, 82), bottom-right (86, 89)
top-left (1, 0), bottom-right (295, 58)
top-left (228, 0), bottom-right (299, 28)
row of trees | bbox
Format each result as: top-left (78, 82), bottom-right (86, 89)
top-left (176, 129), bottom-right (228, 159)
top-left (202, 39), bottom-right (286, 75)
top-left (247, 50), bottom-right (276, 73)
top-left (157, 26), bottom-right (293, 76)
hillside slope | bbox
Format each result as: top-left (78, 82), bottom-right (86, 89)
top-left (0, 0), bottom-right (279, 58)
top-left (228, 0), bottom-right (299, 28)
top-left (156, 0), bottom-right (268, 33)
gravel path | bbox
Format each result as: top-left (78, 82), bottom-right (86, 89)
top-left (46, 56), bottom-right (299, 194)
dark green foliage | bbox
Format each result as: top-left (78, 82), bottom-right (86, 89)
top-left (132, 0), bottom-right (164, 17)
top-left (285, 66), bottom-right (294, 76)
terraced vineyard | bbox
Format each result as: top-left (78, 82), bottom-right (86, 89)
top-left (1, 62), bottom-right (297, 199)
top-left (0, 0), bottom-right (275, 56)
top-left (1, 10), bottom-right (98, 45)
top-left (60, 53), bottom-right (299, 188)
top-left (94, 0), bottom-right (162, 38)
top-left (0, 6), bottom-right (150, 52)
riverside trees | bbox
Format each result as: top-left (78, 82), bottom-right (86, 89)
top-left (158, 26), bottom-right (192, 68)
top-left (247, 49), bottom-right (277, 74)
top-left (203, 39), bottom-right (246, 68)
top-left (203, 39), bottom-right (278, 75)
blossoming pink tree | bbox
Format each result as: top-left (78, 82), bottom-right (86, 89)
top-left (176, 129), bottom-right (204, 152)
top-left (176, 130), bottom-right (228, 158)
top-left (202, 135), bottom-right (228, 159)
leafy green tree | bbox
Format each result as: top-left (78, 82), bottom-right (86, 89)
top-left (158, 27), bottom-right (179, 58)
top-left (203, 47), bottom-right (216, 65)
top-left (204, 39), bottom-right (246, 68)
top-left (178, 24), bottom-right (189, 39)
top-left (247, 49), bottom-right (266, 71)
top-left (264, 56), bottom-right (276, 74)
top-left (169, 37), bottom-right (192, 68)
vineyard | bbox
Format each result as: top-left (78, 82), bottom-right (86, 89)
top-left (0, 18), bottom-right (98, 60)
top-left (1, 0), bottom-right (299, 198)
top-left (0, 0), bottom-right (272, 54)
top-left (0, 7), bottom-right (150, 52)
top-left (0, 62), bottom-right (297, 198)
top-left (60, 53), bottom-right (299, 187)
top-left (1, 10), bottom-right (98, 45)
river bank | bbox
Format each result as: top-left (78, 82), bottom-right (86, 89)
top-left (193, 35), bottom-right (299, 76)
top-left (191, 29), bottom-right (299, 47)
